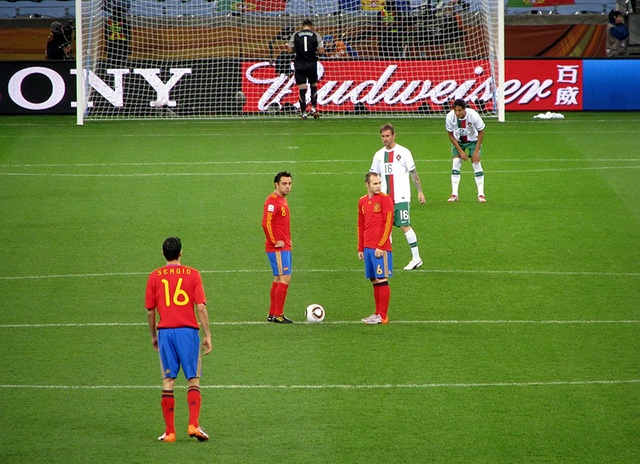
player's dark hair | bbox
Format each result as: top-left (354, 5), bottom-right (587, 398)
top-left (274, 171), bottom-right (292, 184)
top-left (302, 18), bottom-right (314, 27)
top-left (365, 171), bottom-right (380, 184)
top-left (453, 99), bottom-right (466, 109)
top-left (163, 237), bottom-right (182, 261)
top-left (380, 123), bottom-right (395, 135)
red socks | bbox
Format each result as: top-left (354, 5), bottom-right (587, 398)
top-left (373, 282), bottom-right (390, 319)
top-left (274, 282), bottom-right (289, 316)
top-left (269, 282), bottom-right (278, 316)
top-left (162, 387), bottom-right (202, 433)
top-left (188, 386), bottom-right (201, 428)
top-left (161, 390), bottom-right (175, 434)
top-left (270, 282), bottom-right (289, 316)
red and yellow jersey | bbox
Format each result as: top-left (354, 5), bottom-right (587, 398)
top-left (145, 264), bottom-right (206, 329)
top-left (358, 193), bottom-right (394, 252)
top-left (262, 192), bottom-right (291, 252)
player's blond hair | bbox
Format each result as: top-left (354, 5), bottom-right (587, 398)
top-left (380, 123), bottom-right (395, 135)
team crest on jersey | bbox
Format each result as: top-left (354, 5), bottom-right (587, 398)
top-left (396, 154), bottom-right (402, 161)
top-left (373, 203), bottom-right (381, 212)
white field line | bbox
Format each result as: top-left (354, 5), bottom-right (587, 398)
top-left (2, 117), bottom-right (640, 128)
top-left (1, 129), bottom-right (639, 138)
top-left (1, 320), bottom-right (639, 329)
top-left (1, 268), bottom-right (638, 281)
top-left (0, 379), bottom-right (638, 390)
top-left (1, 166), bottom-right (640, 177)
top-left (1, 158), bottom-right (639, 168)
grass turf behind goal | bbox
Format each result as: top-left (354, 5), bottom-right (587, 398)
top-left (0, 112), bottom-right (638, 463)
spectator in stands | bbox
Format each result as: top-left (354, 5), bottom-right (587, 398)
top-left (105, 0), bottom-right (131, 65)
top-left (269, 26), bottom-right (295, 76)
top-left (378, 0), bottom-right (405, 58)
top-left (607, 10), bottom-right (629, 57)
top-left (45, 21), bottom-right (74, 60)
top-left (323, 35), bottom-right (358, 58)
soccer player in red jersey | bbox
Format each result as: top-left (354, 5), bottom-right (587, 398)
top-left (358, 172), bottom-right (394, 324)
top-left (145, 237), bottom-right (212, 442)
top-left (262, 171), bottom-right (294, 323)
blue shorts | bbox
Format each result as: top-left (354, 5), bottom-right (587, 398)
top-left (363, 248), bottom-right (393, 279)
top-left (158, 328), bottom-right (201, 379)
top-left (267, 251), bottom-right (292, 276)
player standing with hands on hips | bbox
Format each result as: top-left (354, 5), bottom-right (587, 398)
top-left (287, 19), bottom-right (326, 120)
top-left (446, 99), bottom-right (486, 202)
top-left (370, 123), bottom-right (425, 270)
top-left (146, 237), bottom-right (211, 443)
top-left (262, 172), bottom-right (294, 323)
top-left (358, 172), bottom-right (394, 325)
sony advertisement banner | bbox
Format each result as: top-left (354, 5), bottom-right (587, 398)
top-left (1, 59), bottom-right (638, 115)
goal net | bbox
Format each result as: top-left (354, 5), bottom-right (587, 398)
top-left (76, 0), bottom-right (503, 122)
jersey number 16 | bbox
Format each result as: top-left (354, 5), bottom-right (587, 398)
top-left (161, 278), bottom-right (190, 307)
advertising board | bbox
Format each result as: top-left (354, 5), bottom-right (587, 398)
top-left (0, 59), bottom-right (637, 115)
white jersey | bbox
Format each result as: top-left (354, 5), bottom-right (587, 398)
top-left (370, 143), bottom-right (416, 204)
top-left (445, 108), bottom-right (485, 143)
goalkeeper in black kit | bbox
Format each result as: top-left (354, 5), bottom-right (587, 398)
top-left (287, 19), bottom-right (326, 120)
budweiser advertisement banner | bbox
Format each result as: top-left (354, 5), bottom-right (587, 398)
top-left (1, 59), bottom-right (639, 114)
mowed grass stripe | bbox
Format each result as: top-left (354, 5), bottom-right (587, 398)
top-left (1, 320), bottom-right (639, 328)
top-left (1, 166), bottom-right (639, 177)
top-left (1, 158), bottom-right (639, 168)
top-left (1, 379), bottom-right (638, 390)
top-left (1, 268), bottom-right (638, 280)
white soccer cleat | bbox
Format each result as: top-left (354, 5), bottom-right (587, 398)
top-left (447, 195), bottom-right (459, 202)
top-left (478, 195), bottom-right (487, 203)
top-left (361, 313), bottom-right (382, 324)
top-left (300, 112), bottom-right (308, 120)
top-left (403, 258), bottom-right (423, 270)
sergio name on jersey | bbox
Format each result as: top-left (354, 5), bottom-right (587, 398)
top-left (370, 143), bottom-right (417, 204)
top-left (445, 107), bottom-right (485, 143)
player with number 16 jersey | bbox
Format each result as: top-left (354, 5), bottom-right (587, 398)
top-left (145, 263), bottom-right (206, 329)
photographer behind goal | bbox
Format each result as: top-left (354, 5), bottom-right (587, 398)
top-left (45, 21), bottom-right (75, 60)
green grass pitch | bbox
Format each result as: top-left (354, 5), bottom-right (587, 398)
top-left (0, 113), bottom-right (638, 463)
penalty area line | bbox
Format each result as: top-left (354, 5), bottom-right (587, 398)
top-left (1, 379), bottom-right (638, 390)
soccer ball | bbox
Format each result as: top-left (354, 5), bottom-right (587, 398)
top-left (305, 304), bottom-right (325, 323)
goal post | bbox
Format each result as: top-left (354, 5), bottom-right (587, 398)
top-left (76, 0), bottom-right (504, 122)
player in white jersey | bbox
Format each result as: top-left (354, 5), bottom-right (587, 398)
top-left (370, 123), bottom-right (426, 270)
top-left (445, 99), bottom-right (486, 202)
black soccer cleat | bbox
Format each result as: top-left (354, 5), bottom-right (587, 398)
top-left (271, 314), bottom-right (293, 323)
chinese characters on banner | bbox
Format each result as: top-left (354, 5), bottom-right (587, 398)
top-left (504, 59), bottom-right (582, 110)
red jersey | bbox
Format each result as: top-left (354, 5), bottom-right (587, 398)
top-left (145, 264), bottom-right (206, 329)
top-left (262, 192), bottom-right (291, 252)
top-left (358, 193), bottom-right (394, 252)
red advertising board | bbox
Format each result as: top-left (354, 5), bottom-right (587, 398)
top-left (505, 59), bottom-right (583, 111)
top-left (241, 59), bottom-right (584, 113)
top-left (242, 60), bottom-right (494, 113)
